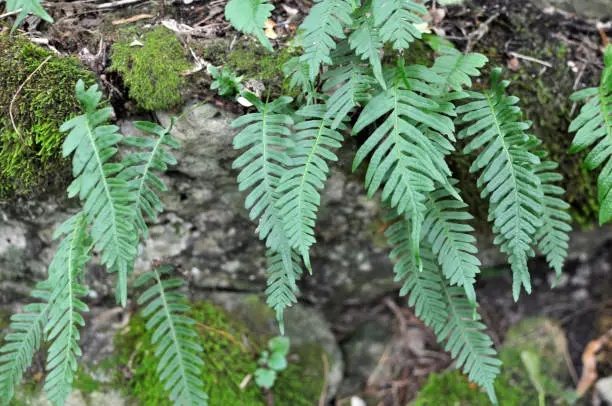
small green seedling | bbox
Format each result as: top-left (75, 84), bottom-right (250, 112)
top-left (208, 65), bottom-right (243, 96)
top-left (254, 336), bottom-right (290, 389)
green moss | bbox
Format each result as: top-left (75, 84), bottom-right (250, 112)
top-left (0, 33), bottom-right (96, 200)
top-left (113, 300), bottom-right (322, 405)
top-left (73, 367), bottom-right (103, 393)
top-left (110, 26), bottom-right (189, 111)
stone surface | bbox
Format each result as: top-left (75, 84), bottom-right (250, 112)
top-left (596, 376), bottom-right (612, 403)
top-left (534, 0), bottom-right (612, 18)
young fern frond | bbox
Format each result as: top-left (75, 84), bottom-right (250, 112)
top-left (60, 80), bottom-right (138, 306)
top-left (135, 265), bottom-right (208, 406)
top-left (348, 13), bottom-right (385, 87)
top-left (534, 161), bottom-right (571, 279)
top-left (120, 120), bottom-right (180, 239)
top-left (276, 104), bottom-right (344, 269)
top-left (423, 183), bottom-right (480, 304)
top-left (224, 0), bottom-right (274, 51)
top-left (457, 68), bottom-right (543, 300)
top-left (0, 284), bottom-right (50, 405)
top-left (5, 0), bottom-right (53, 31)
top-left (352, 65), bottom-right (456, 269)
top-left (385, 213), bottom-right (500, 404)
top-left (297, 0), bottom-right (353, 81)
top-left (569, 45), bottom-right (612, 224)
top-left (43, 213), bottom-right (91, 405)
top-left (371, 0), bottom-right (427, 50)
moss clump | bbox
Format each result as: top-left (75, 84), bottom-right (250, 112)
top-left (0, 33), bottom-right (96, 199)
top-left (114, 300), bottom-right (322, 405)
top-left (110, 26), bottom-right (189, 111)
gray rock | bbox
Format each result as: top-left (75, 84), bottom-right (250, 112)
top-left (534, 0), bottom-right (612, 18)
top-left (596, 376), bottom-right (612, 404)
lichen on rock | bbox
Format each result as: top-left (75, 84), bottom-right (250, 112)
top-left (0, 33), bottom-right (96, 200)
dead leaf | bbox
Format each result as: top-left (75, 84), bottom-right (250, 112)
top-left (264, 19), bottom-right (278, 39)
top-left (129, 39), bottom-right (144, 47)
top-left (577, 328), bottom-right (612, 395)
top-left (507, 56), bottom-right (520, 71)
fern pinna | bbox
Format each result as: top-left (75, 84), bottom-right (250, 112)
top-left (0, 81), bottom-right (202, 405)
top-left (226, 0), bottom-right (572, 401)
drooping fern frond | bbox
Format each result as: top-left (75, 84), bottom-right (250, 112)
top-left (60, 80), bottom-right (138, 306)
top-left (352, 65), bottom-right (456, 269)
top-left (569, 44), bottom-right (612, 224)
top-left (120, 120), bottom-right (180, 239)
top-left (135, 265), bottom-right (208, 406)
top-left (43, 213), bottom-right (91, 405)
top-left (0, 283), bottom-right (50, 405)
top-left (372, 0), bottom-right (426, 50)
top-left (5, 0), bottom-right (53, 32)
top-left (297, 0), bottom-right (353, 81)
top-left (457, 68), bottom-right (543, 300)
top-left (224, 0), bottom-right (274, 51)
top-left (348, 12), bottom-right (385, 87)
top-left (276, 104), bottom-right (344, 269)
top-left (534, 161), bottom-right (571, 279)
top-left (423, 183), bottom-right (480, 304)
top-left (385, 213), bottom-right (501, 404)
top-left (232, 93), bottom-right (294, 251)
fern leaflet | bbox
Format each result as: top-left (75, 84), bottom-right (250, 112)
top-left (60, 80), bottom-right (138, 306)
top-left (372, 0), bottom-right (426, 50)
top-left (43, 213), bottom-right (91, 405)
top-left (224, 0), bottom-right (274, 51)
top-left (457, 68), bottom-right (543, 300)
top-left (276, 104), bottom-right (344, 269)
top-left (348, 13), bottom-right (385, 87)
top-left (135, 265), bottom-right (208, 406)
top-left (569, 44), bottom-right (612, 224)
top-left (431, 46), bottom-right (488, 99)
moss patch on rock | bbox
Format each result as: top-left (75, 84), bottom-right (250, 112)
top-left (110, 26), bottom-right (190, 111)
top-left (113, 300), bottom-right (323, 405)
top-left (0, 33), bottom-right (96, 200)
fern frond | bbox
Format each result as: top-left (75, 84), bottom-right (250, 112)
top-left (43, 213), bottom-right (91, 405)
top-left (423, 183), bottom-right (480, 303)
top-left (225, 0), bottom-right (274, 51)
top-left (385, 213), bottom-right (500, 404)
top-left (5, 0), bottom-right (53, 31)
top-left (372, 0), bottom-right (426, 50)
top-left (0, 284), bottom-right (50, 405)
top-left (534, 161), bottom-right (571, 279)
top-left (348, 13), bottom-right (385, 87)
top-left (352, 65), bottom-right (456, 268)
top-left (282, 57), bottom-right (316, 104)
top-left (297, 0), bottom-right (353, 81)
top-left (276, 104), bottom-right (344, 268)
top-left (322, 58), bottom-right (377, 131)
top-left (135, 265), bottom-right (208, 406)
top-left (457, 68), bottom-right (543, 300)
top-left (120, 120), bottom-right (180, 239)
top-left (569, 44), bottom-right (612, 224)
top-left (60, 80), bottom-right (138, 306)
top-left (232, 93), bottom-right (294, 251)
top-left (431, 47), bottom-right (488, 98)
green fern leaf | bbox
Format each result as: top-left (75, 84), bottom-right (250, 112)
top-left (385, 213), bottom-right (501, 404)
top-left (5, 0), bottom-right (53, 31)
top-left (568, 44), bottom-right (612, 224)
top-left (348, 14), bottom-right (385, 88)
top-left (534, 161), bottom-right (571, 279)
top-left (0, 284), bottom-right (50, 405)
top-left (322, 45), bottom-right (377, 129)
top-left (372, 0), bottom-right (426, 50)
top-left (457, 68), bottom-right (543, 300)
top-left (43, 214), bottom-right (91, 405)
top-left (298, 0), bottom-right (353, 81)
top-left (60, 80), bottom-right (138, 307)
top-left (431, 47), bottom-right (488, 97)
top-left (423, 183), bottom-right (480, 303)
top-left (283, 57), bottom-right (316, 104)
top-left (120, 120), bottom-right (180, 239)
top-left (352, 65), bottom-right (456, 269)
top-left (225, 0), bottom-right (274, 51)
top-left (135, 265), bottom-right (208, 406)
top-left (276, 104), bottom-right (344, 268)
top-left (232, 93), bottom-right (294, 251)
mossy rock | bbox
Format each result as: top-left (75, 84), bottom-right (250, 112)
top-left (110, 26), bottom-right (190, 111)
top-left (0, 33), bottom-right (96, 200)
top-left (113, 300), bottom-right (325, 405)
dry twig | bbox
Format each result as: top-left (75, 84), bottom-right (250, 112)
top-left (318, 352), bottom-right (329, 406)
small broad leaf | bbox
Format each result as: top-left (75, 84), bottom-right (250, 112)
top-left (267, 352), bottom-right (288, 371)
top-left (255, 368), bottom-right (277, 389)
top-left (268, 336), bottom-right (290, 356)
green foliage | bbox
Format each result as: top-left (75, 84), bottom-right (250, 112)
top-left (110, 26), bottom-right (189, 111)
top-left (4, 0), bottom-right (52, 31)
top-left (208, 65), bottom-right (243, 97)
top-left (224, 0), bottom-right (274, 51)
top-left (0, 34), bottom-right (95, 199)
top-left (255, 337), bottom-right (290, 389)
top-left (569, 44), bottom-right (612, 224)
top-left (134, 266), bottom-right (207, 406)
